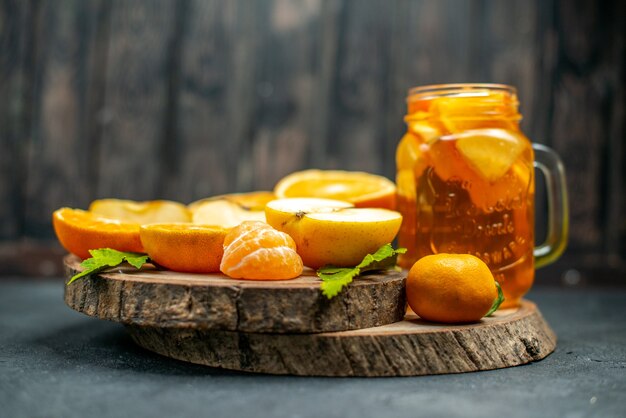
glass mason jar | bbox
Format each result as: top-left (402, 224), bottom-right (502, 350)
top-left (396, 84), bottom-right (568, 308)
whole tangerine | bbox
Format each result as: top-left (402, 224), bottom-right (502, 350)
top-left (406, 254), bottom-right (499, 324)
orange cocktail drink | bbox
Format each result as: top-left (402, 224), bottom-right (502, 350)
top-left (396, 84), bottom-right (567, 308)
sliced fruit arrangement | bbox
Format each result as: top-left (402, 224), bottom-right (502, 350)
top-left (265, 198), bottom-right (402, 269)
top-left (220, 221), bottom-right (303, 280)
top-left (53, 208), bottom-right (143, 259)
top-left (140, 224), bottom-right (229, 273)
top-left (55, 170), bottom-right (401, 283)
top-left (189, 191), bottom-right (274, 228)
top-left (89, 199), bottom-right (191, 224)
top-left (274, 169), bottom-right (396, 210)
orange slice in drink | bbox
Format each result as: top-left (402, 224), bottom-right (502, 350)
top-left (140, 224), bottom-right (229, 273)
top-left (429, 92), bottom-right (518, 133)
top-left (220, 221), bottom-right (303, 280)
top-left (53, 208), bottom-right (143, 259)
top-left (274, 169), bottom-right (396, 210)
top-left (455, 129), bottom-right (525, 183)
top-left (89, 199), bottom-right (191, 224)
top-left (396, 133), bottom-right (420, 171)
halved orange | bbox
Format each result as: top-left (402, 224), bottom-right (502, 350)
top-left (53, 208), bottom-right (143, 259)
top-left (89, 199), bottom-right (191, 224)
top-left (140, 223), bottom-right (229, 273)
top-left (274, 170), bottom-right (396, 210)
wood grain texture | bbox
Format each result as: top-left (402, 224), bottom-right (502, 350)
top-left (63, 255), bottom-right (407, 333)
top-left (547, 0), bottom-right (625, 256)
top-left (95, 0), bottom-right (178, 200)
top-left (126, 300), bottom-right (556, 376)
top-left (0, 0), bottom-right (40, 239)
top-left (23, 0), bottom-right (109, 238)
top-left (0, 0), bottom-right (624, 278)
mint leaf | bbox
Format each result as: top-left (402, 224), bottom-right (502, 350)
top-left (485, 281), bottom-right (505, 316)
top-left (125, 253), bottom-right (150, 269)
top-left (357, 244), bottom-right (406, 272)
top-left (317, 244), bottom-right (406, 299)
top-left (319, 268), bottom-right (360, 298)
top-left (67, 249), bottom-right (149, 285)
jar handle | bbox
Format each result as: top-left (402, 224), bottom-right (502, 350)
top-left (533, 144), bottom-right (569, 268)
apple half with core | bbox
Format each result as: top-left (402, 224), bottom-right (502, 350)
top-left (189, 192), bottom-right (274, 228)
top-left (265, 198), bottom-right (403, 268)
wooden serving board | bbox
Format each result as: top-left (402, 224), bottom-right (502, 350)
top-left (127, 300), bottom-right (556, 377)
top-left (63, 255), bottom-right (556, 376)
top-left (63, 255), bottom-right (407, 334)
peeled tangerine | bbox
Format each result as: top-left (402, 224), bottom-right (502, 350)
top-left (220, 221), bottom-right (303, 280)
top-left (265, 198), bottom-right (403, 269)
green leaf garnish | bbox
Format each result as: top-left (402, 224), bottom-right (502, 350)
top-left (67, 248), bottom-right (149, 285)
top-left (485, 281), bottom-right (505, 316)
top-left (317, 244), bottom-right (406, 299)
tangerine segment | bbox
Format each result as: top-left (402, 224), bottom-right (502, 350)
top-left (89, 199), bottom-right (191, 224)
top-left (140, 224), bottom-right (229, 273)
top-left (220, 221), bottom-right (302, 280)
top-left (274, 169), bottom-right (396, 210)
top-left (406, 254), bottom-right (498, 324)
top-left (53, 208), bottom-right (143, 259)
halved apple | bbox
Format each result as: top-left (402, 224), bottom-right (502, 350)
top-left (89, 199), bottom-right (191, 224)
top-left (189, 192), bottom-right (274, 228)
top-left (265, 198), bottom-right (402, 268)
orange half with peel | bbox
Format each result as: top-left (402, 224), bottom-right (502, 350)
top-left (53, 208), bottom-right (143, 259)
top-left (274, 169), bottom-right (396, 210)
top-left (140, 223), bottom-right (229, 273)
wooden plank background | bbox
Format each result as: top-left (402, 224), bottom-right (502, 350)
top-left (0, 0), bottom-right (624, 283)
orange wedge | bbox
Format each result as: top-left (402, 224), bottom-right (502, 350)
top-left (455, 128), bottom-right (525, 182)
top-left (274, 170), bottom-right (396, 210)
top-left (53, 208), bottom-right (143, 259)
top-left (89, 199), bottom-right (191, 224)
top-left (140, 224), bottom-right (229, 273)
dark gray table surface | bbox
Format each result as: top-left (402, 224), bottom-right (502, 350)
top-left (1, 279), bottom-right (625, 418)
